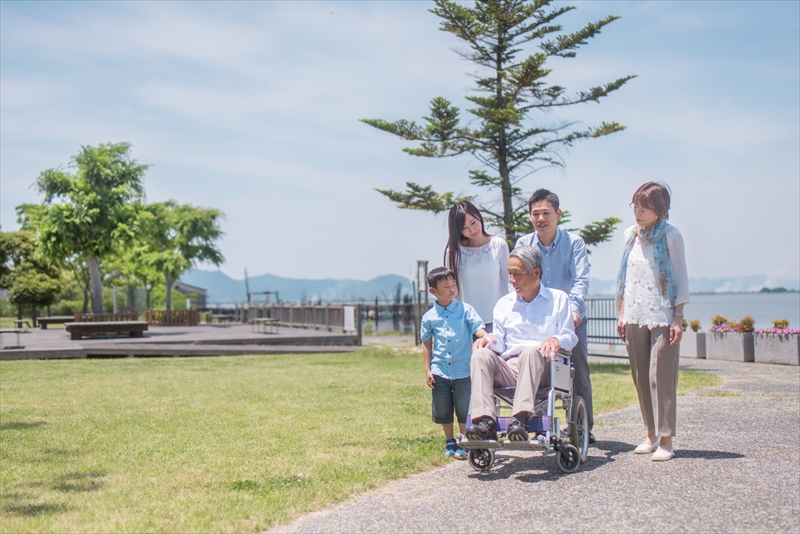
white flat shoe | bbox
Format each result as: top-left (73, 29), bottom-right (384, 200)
top-left (651, 447), bottom-right (675, 461)
top-left (634, 438), bottom-right (660, 454)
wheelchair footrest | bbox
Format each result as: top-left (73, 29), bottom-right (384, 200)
top-left (457, 438), bottom-right (502, 450)
top-left (501, 436), bottom-right (549, 451)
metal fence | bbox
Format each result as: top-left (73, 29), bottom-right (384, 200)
top-left (586, 296), bottom-right (624, 346)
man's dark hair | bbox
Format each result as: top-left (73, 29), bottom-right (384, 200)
top-left (427, 267), bottom-right (456, 290)
top-left (527, 188), bottom-right (560, 212)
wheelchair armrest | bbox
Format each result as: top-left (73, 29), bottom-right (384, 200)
top-left (558, 348), bottom-right (572, 358)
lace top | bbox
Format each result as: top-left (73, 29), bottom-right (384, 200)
top-left (447, 235), bottom-right (510, 323)
top-left (621, 225), bottom-right (690, 329)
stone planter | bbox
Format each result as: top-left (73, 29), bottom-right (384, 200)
top-left (706, 332), bottom-right (754, 362)
top-left (680, 331), bottom-right (706, 359)
top-left (754, 334), bottom-right (800, 365)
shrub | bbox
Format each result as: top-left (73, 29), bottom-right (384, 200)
top-left (772, 318), bottom-right (790, 329)
top-left (689, 319), bottom-right (701, 332)
top-left (737, 316), bottom-right (755, 333)
top-left (681, 317), bottom-right (688, 330)
top-left (711, 314), bottom-right (728, 326)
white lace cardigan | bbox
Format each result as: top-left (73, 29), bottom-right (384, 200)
top-left (621, 224), bottom-right (690, 329)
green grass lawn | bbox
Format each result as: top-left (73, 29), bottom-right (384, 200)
top-left (0, 347), bottom-right (720, 533)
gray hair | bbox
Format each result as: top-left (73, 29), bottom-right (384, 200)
top-left (510, 245), bottom-right (542, 275)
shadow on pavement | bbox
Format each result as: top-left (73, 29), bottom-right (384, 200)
top-left (674, 449), bottom-right (744, 460)
top-left (466, 441), bottom-right (629, 483)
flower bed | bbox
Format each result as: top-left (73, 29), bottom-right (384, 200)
top-left (706, 331), bottom-right (754, 362)
top-left (753, 328), bottom-right (800, 366)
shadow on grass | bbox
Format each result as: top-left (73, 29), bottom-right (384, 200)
top-left (1, 492), bottom-right (70, 517)
top-left (588, 363), bottom-right (630, 375)
top-left (0, 420), bottom-right (47, 431)
top-left (52, 470), bottom-right (107, 492)
top-left (2, 501), bottom-right (69, 517)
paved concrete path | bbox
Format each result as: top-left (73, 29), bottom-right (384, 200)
top-left (272, 357), bottom-right (800, 534)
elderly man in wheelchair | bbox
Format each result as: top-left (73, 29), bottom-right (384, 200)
top-left (459, 245), bottom-right (589, 473)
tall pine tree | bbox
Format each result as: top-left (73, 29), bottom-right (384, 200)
top-left (362, 0), bottom-right (634, 247)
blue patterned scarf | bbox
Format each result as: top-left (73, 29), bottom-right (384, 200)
top-left (616, 218), bottom-right (678, 314)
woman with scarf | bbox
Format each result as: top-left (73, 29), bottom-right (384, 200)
top-left (616, 182), bottom-right (689, 462)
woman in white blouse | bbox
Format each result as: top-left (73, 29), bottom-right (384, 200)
top-left (445, 201), bottom-right (509, 332)
top-left (615, 182), bottom-right (689, 462)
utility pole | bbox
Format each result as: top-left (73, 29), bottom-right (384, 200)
top-left (244, 268), bottom-right (251, 305)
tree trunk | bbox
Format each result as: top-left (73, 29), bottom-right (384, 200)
top-left (164, 273), bottom-right (172, 325)
top-left (146, 286), bottom-right (151, 310)
top-left (17, 305), bottom-right (23, 320)
top-left (87, 255), bottom-right (104, 314)
top-left (32, 305), bottom-right (38, 327)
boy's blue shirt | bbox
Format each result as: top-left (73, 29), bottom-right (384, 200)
top-left (421, 299), bottom-right (485, 380)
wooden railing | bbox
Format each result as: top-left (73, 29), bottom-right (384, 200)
top-left (146, 309), bottom-right (199, 326)
top-left (73, 312), bottom-right (138, 322)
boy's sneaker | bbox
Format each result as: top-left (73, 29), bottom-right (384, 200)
top-left (466, 417), bottom-right (497, 441)
top-left (453, 447), bottom-right (468, 460)
top-left (443, 439), bottom-right (458, 458)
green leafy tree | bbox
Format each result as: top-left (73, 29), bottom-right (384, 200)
top-left (136, 201), bottom-right (224, 321)
top-left (30, 143), bottom-right (148, 314)
top-left (0, 230), bottom-right (62, 324)
top-left (362, 0), bottom-right (634, 247)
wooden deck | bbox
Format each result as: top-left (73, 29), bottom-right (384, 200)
top-left (0, 324), bottom-right (360, 360)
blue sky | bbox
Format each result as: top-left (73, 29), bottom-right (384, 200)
top-left (1, 1), bottom-right (798, 285)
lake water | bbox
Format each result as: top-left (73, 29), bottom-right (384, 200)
top-left (677, 292), bottom-right (799, 331)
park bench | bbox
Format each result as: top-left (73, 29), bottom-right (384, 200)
top-left (0, 328), bottom-right (23, 348)
top-left (38, 316), bottom-right (74, 329)
top-left (252, 317), bottom-right (279, 334)
top-left (65, 321), bottom-right (149, 340)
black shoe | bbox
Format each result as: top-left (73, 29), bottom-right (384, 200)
top-left (588, 432), bottom-right (596, 444)
top-left (466, 417), bottom-right (497, 441)
top-left (507, 418), bottom-right (529, 441)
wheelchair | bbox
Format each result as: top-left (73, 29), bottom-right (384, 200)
top-left (457, 349), bottom-right (589, 474)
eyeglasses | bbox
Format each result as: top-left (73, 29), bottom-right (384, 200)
top-left (629, 203), bottom-right (651, 215)
top-left (508, 271), bottom-right (531, 278)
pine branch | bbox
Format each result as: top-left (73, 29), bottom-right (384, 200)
top-left (374, 182), bottom-right (472, 214)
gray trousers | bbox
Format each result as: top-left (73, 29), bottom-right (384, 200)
top-left (470, 347), bottom-right (548, 419)
top-left (572, 321), bottom-right (594, 430)
top-left (625, 324), bottom-right (680, 437)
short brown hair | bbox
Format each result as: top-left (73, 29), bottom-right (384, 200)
top-left (632, 182), bottom-right (671, 219)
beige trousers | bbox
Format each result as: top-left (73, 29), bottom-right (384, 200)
top-left (470, 347), bottom-right (548, 419)
top-left (625, 324), bottom-right (680, 437)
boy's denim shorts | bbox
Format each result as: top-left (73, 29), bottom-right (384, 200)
top-left (431, 375), bottom-right (471, 425)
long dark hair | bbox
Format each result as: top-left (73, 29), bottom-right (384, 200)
top-left (445, 201), bottom-right (489, 286)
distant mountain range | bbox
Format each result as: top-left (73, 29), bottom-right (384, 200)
top-left (181, 270), bottom-right (413, 304)
top-left (182, 270), bottom-right (799, 304)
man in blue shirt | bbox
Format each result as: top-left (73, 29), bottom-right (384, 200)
top-left (421, 267), bottom-right (493, 459)
top-left (515, 189), bottom-right (595, 443)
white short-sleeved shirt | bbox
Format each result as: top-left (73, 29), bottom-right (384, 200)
top-left (447, 236), bottom-right (510, 324)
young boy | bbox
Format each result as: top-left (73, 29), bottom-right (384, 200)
top-left (421, 267), bottom-right (494, 459)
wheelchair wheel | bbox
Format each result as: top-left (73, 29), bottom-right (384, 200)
top-left (555, 444), bottom-right (581, 474)
top-left (467, 449), bottom-right (495, 472)
top-left (569, 395), bottom-right (589, 464)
